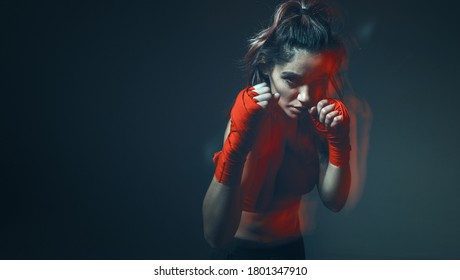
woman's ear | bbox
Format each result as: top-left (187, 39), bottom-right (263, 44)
top-left (260, 68), bottom-right (272, 86)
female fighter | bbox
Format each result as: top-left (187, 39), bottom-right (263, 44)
top-left (203, 0), bottom-right (351, 259)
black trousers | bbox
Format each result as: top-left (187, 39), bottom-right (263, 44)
top-left (211, 237), bottom-right (305, 260)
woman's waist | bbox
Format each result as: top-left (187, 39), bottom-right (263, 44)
top-left (235, 202), bottom-right (302, 243)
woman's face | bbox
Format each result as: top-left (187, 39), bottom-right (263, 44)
top-left (268, 49), bottom-right (336, 119)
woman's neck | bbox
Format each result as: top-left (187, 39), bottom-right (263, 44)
top-left (270, 104), bottom-right (299, 137)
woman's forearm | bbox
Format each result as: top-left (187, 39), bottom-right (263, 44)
top-left (318, 162), bottom-right (351, 212)
top-left (202, 177), bottom-right (243, 248)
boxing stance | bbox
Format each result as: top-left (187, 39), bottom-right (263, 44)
top-left (203, 0), bottom-right (351, 259)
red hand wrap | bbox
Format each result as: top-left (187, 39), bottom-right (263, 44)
top-left (213, 86), bottom-right (263, 186)
top-left (310, 98), bottom-right (351, 167)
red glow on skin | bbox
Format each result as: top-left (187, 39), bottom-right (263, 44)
top-left (269, 50), bottom-right (344, 119)
top-left (235, 95), bottom-right (372, 239)
top-left (232, 48), bottom-right (372, 240)
top-left (237, 112), bottom-right (319, 240)
top-left (259, 200), bottom-right (302, 238)
top-left (323, 49), bottom-right (373, 209)
top-left (241, 112), bottom-right (318, 213)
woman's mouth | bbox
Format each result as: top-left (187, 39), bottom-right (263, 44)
top-left (290, 106), bottom-right (307, 114)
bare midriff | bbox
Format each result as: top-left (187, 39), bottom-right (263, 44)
top-left (233, 114), bottom-right (319, 244)
top-left (234, 198), bottom-right (303, 244)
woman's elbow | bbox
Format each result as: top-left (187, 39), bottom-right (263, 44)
top-left (322, 190), bottom-right (349, 212)
top-left (202, 212), bottom-right (235, 248)
top-left (319, 183), bottom-right (350, 213)
top-left (323, 200), bottom-right (346, 212)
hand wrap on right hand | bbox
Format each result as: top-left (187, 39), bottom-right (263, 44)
top-left (213, 86), bottom-right (263, 186)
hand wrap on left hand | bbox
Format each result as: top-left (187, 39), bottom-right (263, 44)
top-left (310, 98), bottom-right (351, 167)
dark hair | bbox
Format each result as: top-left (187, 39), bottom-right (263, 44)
top-left (244, 0), bottom-right (346, 99)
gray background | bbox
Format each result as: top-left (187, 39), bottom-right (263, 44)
top-left (1, 0), bottom-right (459, 259)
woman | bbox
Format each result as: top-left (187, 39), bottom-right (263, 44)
top-left (203, 0), bottom-right (351, 259)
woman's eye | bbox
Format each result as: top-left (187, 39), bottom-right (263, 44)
top-left (284, 78), bottom-right (297, 87)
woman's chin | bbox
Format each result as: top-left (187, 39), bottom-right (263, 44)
top-left (283, 107), bottom-right (306, 119)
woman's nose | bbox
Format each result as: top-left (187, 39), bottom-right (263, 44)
top-left (297, 85), bottom-right (310, 103)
